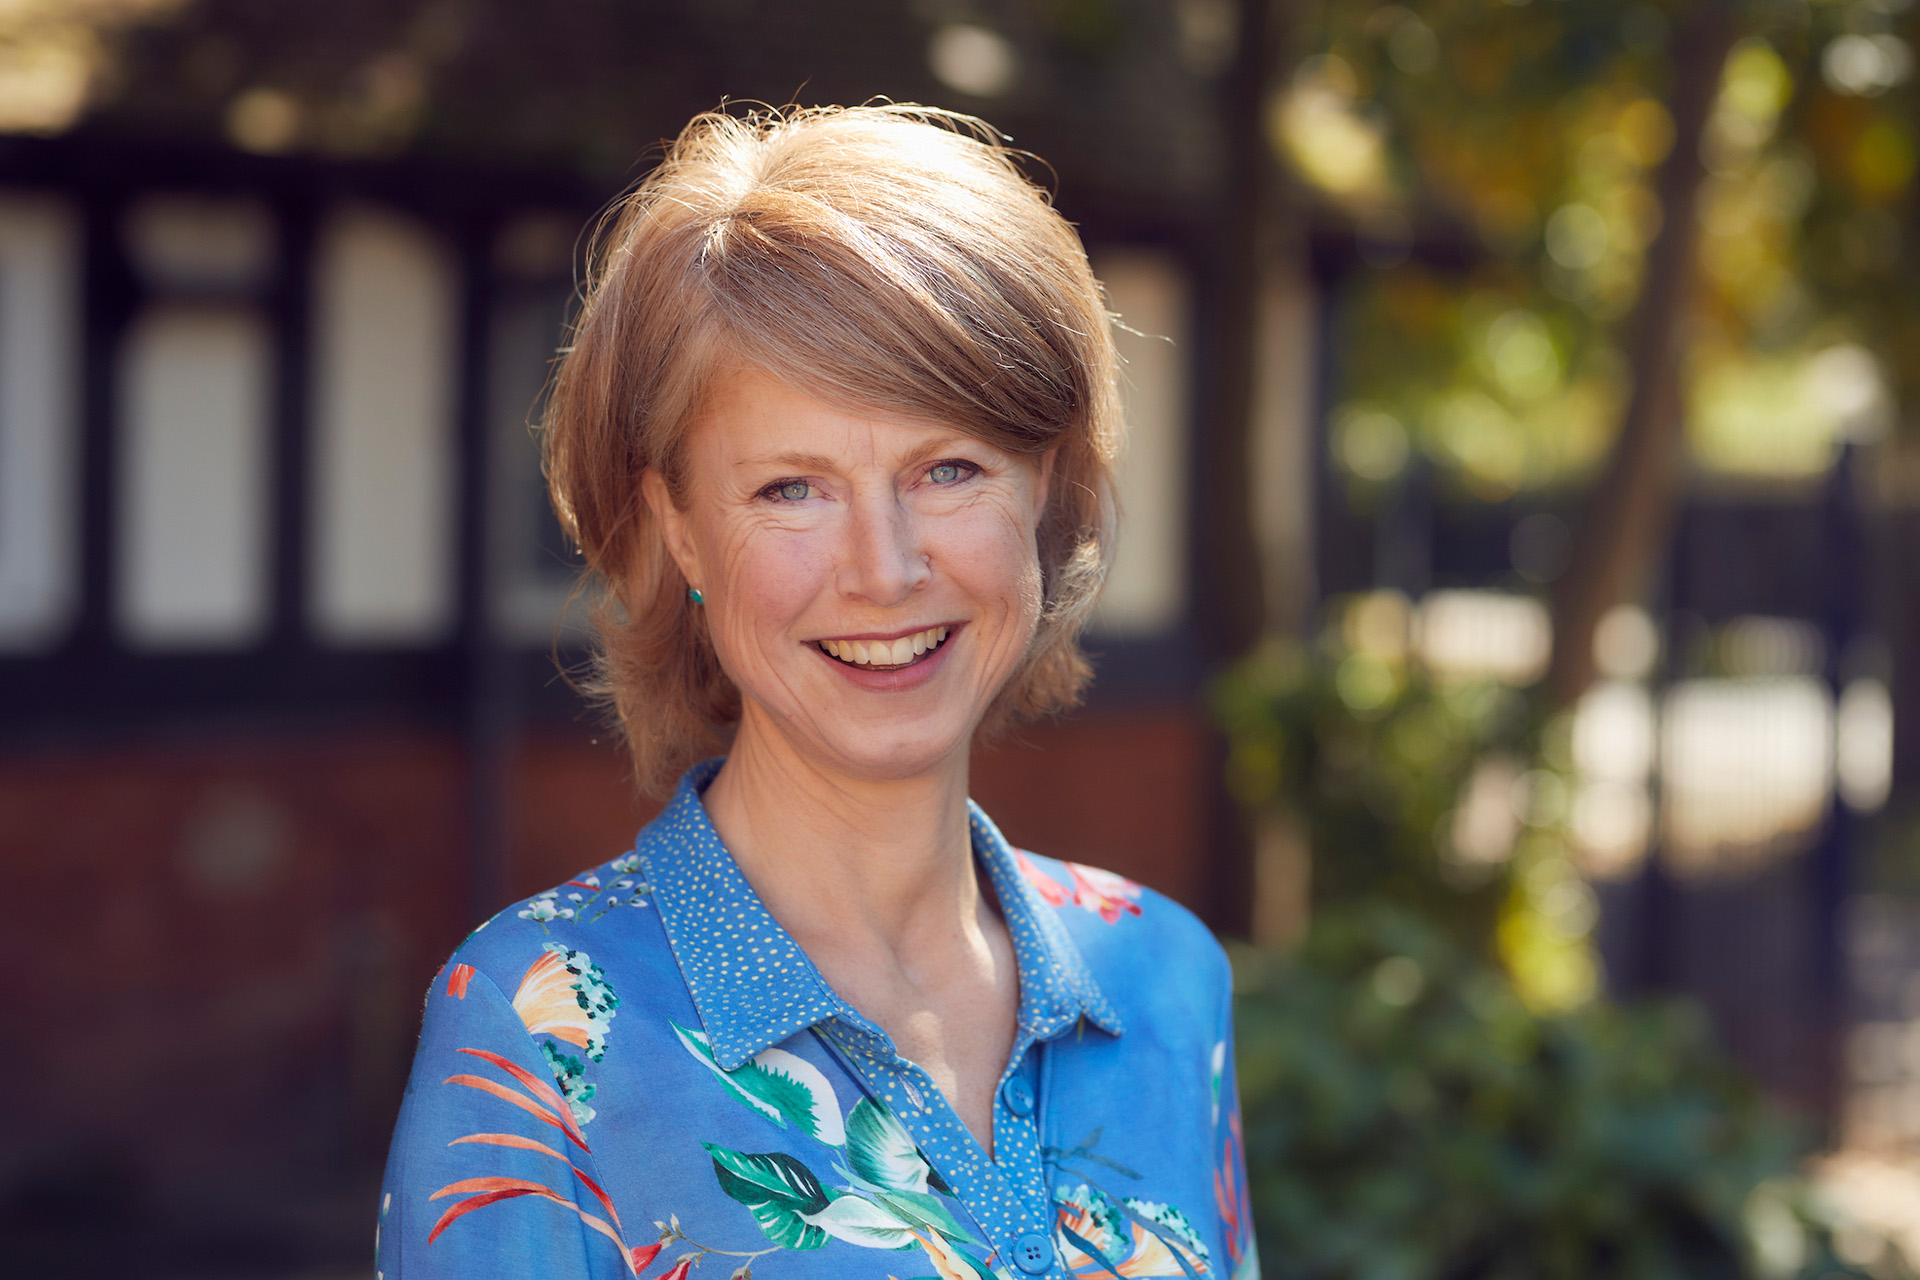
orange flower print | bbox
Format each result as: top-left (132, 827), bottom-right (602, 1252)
top-left (512, 942), bottom-right (619, 1060)
top-left (1053, 1184), bottom-right (1209, 1278)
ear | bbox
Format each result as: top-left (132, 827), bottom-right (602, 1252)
top-left (641, 467), bottom-right (702, 588)
top-left (1032, 445), bottom-right (1059, 523)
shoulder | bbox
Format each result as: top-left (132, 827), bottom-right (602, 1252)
top-left (1010, 847), bottom-right (1230, 1007)
top-left (430, 846), bottom-right (672, 1024)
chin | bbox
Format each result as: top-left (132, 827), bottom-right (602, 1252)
top-left (808, 718), bottom-right (977, 783)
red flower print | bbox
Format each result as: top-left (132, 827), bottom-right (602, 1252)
top-left (1015, 850), bottom-right (1145, 924)
top-left (1015, 849), bottom-right (1074, 907)
top-left (1066, 863), bottom-right (1144, 924)
top-left (446, 963), bottom-right (476, 999)
top-left (1213, 1112), bottom-right (1252, 1265)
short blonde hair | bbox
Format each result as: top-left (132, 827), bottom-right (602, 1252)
top-left (544, 103), bottom-right (1123, 796)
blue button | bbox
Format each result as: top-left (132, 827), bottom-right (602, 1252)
top-left (1000, 1075), bottom-right (1035, 1118)
top-left (1011, 1231), bottom-right (1054, 1275)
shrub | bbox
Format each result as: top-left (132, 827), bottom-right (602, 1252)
top-left (1233, 904), bottom-right (1883, 1280)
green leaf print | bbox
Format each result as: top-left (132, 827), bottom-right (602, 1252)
top-left (736, 1048), bottom-right (846, 1145)
top-left (800, 1193), bottom-right (920, 1249)
top-left (846, 1098), bottom-right (946, 1194)
top-left (673, 1023), bottom-right (847, 1144)
top-left (537, 1041), bottom-right (598, 1126)
top-left (704, 1144), bottom-right (833, 1250)
top-left (872, 1189), bottom-right (975, 1244)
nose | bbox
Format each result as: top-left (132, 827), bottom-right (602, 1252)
top-left (836, 490), bottom-right (931, 606)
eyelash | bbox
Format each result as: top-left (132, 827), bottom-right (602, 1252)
top-left (925, 459), bottom-right (980, 486)
top-left (762, 479), bottom-right (813, 503)
top-left (757, 460), bottom-right (980, 503)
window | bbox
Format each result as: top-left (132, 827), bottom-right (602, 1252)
top-left (486, 212), bottom-right (583, 647)
top-left (309, 204), bottom-right (458, 645)
top-left (117, 305), bottom-right (274, 646)
top-left (1091, 248), bottom-right (1191, 637)
top-left (0, 194), bottom-right (80, 652)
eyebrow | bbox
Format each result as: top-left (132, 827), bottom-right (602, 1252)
top-left (736, 435), bottom-right (987, 474)
top-left (738, 451), bottom-right (840, 473)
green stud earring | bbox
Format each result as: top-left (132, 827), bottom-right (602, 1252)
top-left (688, 587), bottom-right (704, 604)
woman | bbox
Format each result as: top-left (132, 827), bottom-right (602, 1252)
top-left (379, 104), bottom-right (1257, 1280)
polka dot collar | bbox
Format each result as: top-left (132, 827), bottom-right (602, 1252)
top-left (639, 757), bottom-right (1122, 1071)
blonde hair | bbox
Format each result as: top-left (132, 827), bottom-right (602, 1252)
top-left (543, 103), bottom-right (1123, 796)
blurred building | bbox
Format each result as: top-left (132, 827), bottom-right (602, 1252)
top-left (3, 1), bottom-right (1919, 1275)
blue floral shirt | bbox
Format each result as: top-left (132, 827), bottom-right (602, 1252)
top-left (378, 760), bottom-right (1259, 1280)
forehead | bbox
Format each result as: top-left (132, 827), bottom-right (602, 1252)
top-left (687, 365), bottom-right (987, 466)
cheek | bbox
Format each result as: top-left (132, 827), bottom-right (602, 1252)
top-left (940, 503), bottom-right (1045, 616)
top-left (706, 525), bottom-right (829, 648)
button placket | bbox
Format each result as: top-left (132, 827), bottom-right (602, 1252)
top-left (1011, 1230), bottom-right (1056, 1275)
top-left (815, 1019), bottom-right (1035, 1265)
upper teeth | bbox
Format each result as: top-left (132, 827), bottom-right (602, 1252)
top-left (820, 626), bottom-right (950, 667)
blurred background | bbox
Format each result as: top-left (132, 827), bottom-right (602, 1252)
top-left (0, 0), bottom-right (1915, 1276)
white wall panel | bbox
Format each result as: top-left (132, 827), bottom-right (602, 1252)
top-left (1092, 249), bottom-right (1191, 636)
top-left (486, 288), bottom-right (581, 645)
top-left (0, 194), bottom-right (80, 651)
top-left (1252, 270), bottom-right (1319, 631)
top-left (117, 306), bottom-right (273, 647)
top-left (309, 204), bottom-right (457, 644)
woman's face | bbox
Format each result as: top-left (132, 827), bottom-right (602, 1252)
top-left (645, 366), bottom-right (1053, 783)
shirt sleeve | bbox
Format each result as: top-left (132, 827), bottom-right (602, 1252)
top-left (378, 964), bottom-right (636, 1280)
top-left (1212, 953), bottom-right (1261, 1280)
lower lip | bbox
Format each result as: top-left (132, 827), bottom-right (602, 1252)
top-left (812, 629), bottom-right (960, 692)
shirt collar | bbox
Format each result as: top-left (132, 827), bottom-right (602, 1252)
top-left (967, 801), bottom-right (1125, 1042)
top-left (639, 758), bottom-right (1122, 1071)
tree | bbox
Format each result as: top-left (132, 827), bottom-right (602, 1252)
top-left (1282, 0), bottom-right (1917, 708)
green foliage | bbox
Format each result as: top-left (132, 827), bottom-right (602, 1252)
top-left (1212, 621), bottom-right (1533, 951)
top-left (1214, 609), bottom-right (1910, 1274)
top-left (1215, 604), bottom-right (1609, 1010)
top-left (1289, 0), bottom-right (1920, 499)
top-left (1233, 903), bottom-right (1885, 1280)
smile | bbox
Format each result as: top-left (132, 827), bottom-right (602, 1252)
top-left (817, 626), bottom-right (951, 670)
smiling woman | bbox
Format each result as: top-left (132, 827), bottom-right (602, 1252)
top-left (642, 368), bottom-right (1054, 789)
top-left (546, 105), bottom-right (1120, 794)
top-left (379, 105), bottom-right (1259, 1280)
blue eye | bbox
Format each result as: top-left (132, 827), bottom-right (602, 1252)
top-left (928, 462), bottom-right (969, 484)
top-left (774, 481), bottom-right (810, 501)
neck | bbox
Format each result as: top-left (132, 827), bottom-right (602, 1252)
top-left (701, 709), bottom-right (980, 961)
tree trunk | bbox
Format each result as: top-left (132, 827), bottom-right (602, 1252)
top-left (1202, 0), bottom-right (1287, 940)
top-left (1202, 0), bottom-right (1280, 662)
top-left (1544, 0), bottom-right (1737, 706)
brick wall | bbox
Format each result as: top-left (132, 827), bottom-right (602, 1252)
top-left (0, 706), bottom-right (1210, 1272)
